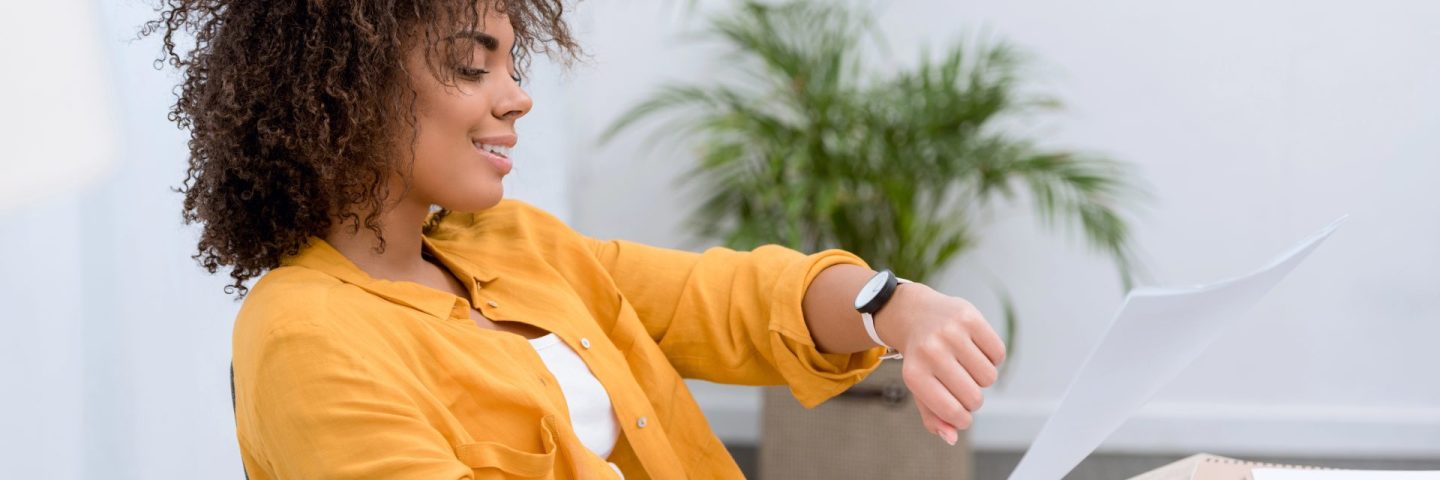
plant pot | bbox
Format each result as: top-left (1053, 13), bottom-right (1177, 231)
top-left (759, 360), bottom-right (973, 479)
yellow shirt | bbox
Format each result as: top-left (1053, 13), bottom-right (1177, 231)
top-left (231, 199), bottom-right (885, 479)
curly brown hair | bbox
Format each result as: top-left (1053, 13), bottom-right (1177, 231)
top-left (140, 0), bottom-right (580, 297)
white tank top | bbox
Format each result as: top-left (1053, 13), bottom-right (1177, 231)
top-left (527, 333), bottom-right (624, 477)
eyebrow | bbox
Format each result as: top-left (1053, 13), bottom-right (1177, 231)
top-left (451, 30), bottom-right (499, 51)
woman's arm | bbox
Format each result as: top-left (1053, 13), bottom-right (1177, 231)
top-left (582, 234), bottom-right (886, 407)
top-left (800, 263), bottom-right (896, 354)
top-left (802, 263), bottom-right (1007, 445)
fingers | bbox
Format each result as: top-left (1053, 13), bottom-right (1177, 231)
top-left (914, 397), bottom-right (959, 446)
top-left (962, 304), bottom-right (1007, 366)
top-left (951, 335), bottom-right (999, 388)
top-left (903, 362), bottom-right (974, 431)
top-left (933, 355), bottom-right (985, 412)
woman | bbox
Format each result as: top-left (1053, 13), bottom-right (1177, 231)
top-left (144, 0), bottom-right (1005, 478)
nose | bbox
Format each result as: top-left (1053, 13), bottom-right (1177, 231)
top-left (494, 76), bottom-right (532, 122)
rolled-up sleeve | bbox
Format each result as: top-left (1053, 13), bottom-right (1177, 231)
top-left (584, 237), bottom-right (886, 408)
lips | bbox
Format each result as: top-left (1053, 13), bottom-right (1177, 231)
top-left (472, 135), bottom-right (516, 174)
top-left (474, 142), bottom-right (511, 158)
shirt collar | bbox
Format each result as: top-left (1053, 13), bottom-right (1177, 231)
top-left (279, 235), bottom-right (499, 319)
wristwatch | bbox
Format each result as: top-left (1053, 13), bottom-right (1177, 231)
top-left (854, 269), bottom-right (908, 360)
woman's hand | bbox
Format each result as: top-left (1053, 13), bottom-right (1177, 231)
top-left (873, 281), bottom-right (1006, 445)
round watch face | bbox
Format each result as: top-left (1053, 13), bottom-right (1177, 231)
top-left (854, 271), bottom-right (891, 310)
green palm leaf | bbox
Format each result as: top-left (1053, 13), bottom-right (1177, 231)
top-left (602, 0), bottom-right (1147, 355)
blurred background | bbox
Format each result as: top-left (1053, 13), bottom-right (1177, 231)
top-left (1, 0), bottom-right (1436, 478)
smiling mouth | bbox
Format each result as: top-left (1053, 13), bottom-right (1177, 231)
top-left (473, 142), bottom-right (512, 158)
top-left (473, 138), bottom-right (515, 174)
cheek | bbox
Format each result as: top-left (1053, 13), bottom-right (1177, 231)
top-left (407, 103), bottom-right (503, 208)
top-left (412, 120), bottom-right (478, 174)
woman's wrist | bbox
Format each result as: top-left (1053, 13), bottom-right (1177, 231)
top-left (802, 263), bottom-right (889, 354)
top-left (872, 281), bottom-right (925, 352)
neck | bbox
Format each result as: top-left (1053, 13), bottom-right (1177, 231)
top-left (323, 193), bottom-right (434, 281)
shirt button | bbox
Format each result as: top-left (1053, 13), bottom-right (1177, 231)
top-left (580, 337), bottom-right (592, 349)
top-left (486, 300), bottom-right (499, 308)
top-left (636, 416), bottom-right (648, 428)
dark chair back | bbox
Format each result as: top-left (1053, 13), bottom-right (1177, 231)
top-left (231, 362), bottom-right (250, 480)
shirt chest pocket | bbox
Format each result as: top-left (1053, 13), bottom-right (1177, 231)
top-left (455, 414), bottom-right (560, 478)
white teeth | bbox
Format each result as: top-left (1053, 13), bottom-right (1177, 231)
top-left (476, 143), bottom-right (512, 158)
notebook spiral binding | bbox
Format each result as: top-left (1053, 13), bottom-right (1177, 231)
top-left (1201, 455), bottom-right (1333, 480)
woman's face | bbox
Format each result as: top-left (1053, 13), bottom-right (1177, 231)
top-left (399, 7), bottom-right (532, 213)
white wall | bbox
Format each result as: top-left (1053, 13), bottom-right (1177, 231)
top-left (3, 1), bottom-right (1434, 478)
top-left (562, 0), bottom-right (1440, 457)
top-left (0, 1), bottom-right (571, 478)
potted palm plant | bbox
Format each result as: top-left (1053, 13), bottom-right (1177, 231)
top-left (602, 1), bottom-right (1143, 478)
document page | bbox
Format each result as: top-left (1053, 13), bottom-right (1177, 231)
top-left (1007, 217), bottom-right (1347, 480)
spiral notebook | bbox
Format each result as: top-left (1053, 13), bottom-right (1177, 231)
top-left (1129, 454), bottom-right (1440, 480)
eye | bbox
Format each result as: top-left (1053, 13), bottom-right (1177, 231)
top-left (510, 71), bottom-right (523, 86)
top-left (457, 66), bottom-right (490, 80)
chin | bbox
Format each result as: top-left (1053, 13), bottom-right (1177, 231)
top-left (438, 189), bottom-right (504, 213)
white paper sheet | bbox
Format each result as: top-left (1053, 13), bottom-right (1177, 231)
top-left (1007, 216), bottom-right (1347, 480)
top-left (1254, 469), bottom-right (1440, 480)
